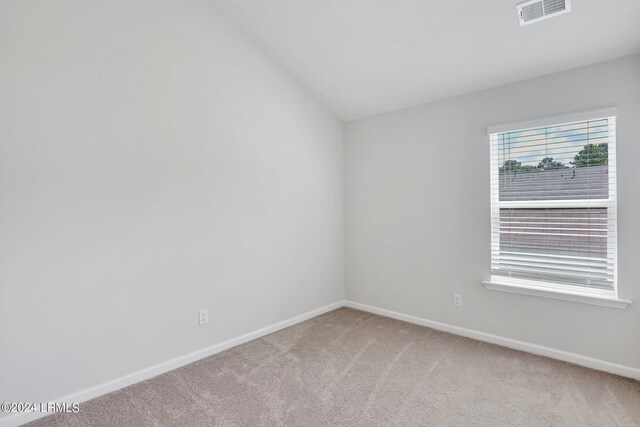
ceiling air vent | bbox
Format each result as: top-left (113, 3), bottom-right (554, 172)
top-left (517, 0), bottom-right (571, 26)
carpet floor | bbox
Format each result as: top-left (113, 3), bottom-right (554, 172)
top-left (26, 307), bottom-right (640, 426)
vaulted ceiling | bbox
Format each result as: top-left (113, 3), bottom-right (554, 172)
top-left (209, 0), bottom-right (640, 120)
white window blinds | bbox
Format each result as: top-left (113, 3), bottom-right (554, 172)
top-left (490, 115), bottom-right (617, 295)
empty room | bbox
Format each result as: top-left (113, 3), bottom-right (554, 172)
top-left (1, 0), bottom-right (639, 426)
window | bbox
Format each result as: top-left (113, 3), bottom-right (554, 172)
top-left (489, 111), bottom-right (617, 298)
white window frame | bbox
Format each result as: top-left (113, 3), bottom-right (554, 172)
top-left (483, 108), bottom-right (631, 309)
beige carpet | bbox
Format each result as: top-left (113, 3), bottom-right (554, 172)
top-left (26, 308), bottom-right (640, 426)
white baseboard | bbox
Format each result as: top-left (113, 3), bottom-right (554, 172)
top-left (344, 300), bottom-right (640, 381)
top-left (0, 300), bottom-right (346, 427)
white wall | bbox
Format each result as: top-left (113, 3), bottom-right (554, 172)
top-left (0, 0), bottom-right (344, 410)
top-left (346, 55), bottom-right (640, 369)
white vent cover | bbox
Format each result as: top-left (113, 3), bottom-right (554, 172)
top-left (517, 0), bottom-right (571, 26)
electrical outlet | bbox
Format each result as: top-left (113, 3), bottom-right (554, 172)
top-left (453, 294), bottom-right (463, 307)
top-left (199, 308), bottom-right (209, 326)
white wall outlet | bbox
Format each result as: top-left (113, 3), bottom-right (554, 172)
top-left (453, 294), bottom-right (463, 307)
top-left (199, 308), bottom-right (209, 326)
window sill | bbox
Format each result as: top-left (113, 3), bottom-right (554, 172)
top-left (481, 281), bottom-right (632, 309)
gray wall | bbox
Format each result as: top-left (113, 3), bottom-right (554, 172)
top-left (346, 54), bottom-right (640, 369)
top-left (0, 0), bottom-right (344, 408)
